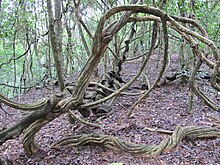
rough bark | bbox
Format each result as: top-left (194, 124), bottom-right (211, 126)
top-left (0, 3), bottom-right (219, 157)
top-left (47, 0), bottom-right (65, 91)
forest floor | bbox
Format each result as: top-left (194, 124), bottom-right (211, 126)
top-left (0, 53), bottom-right (220, 165)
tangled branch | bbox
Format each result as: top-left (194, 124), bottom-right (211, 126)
top-left (0, 3), bottom-right (219, 157)
top-left (52, 126), bottom-right (220, 156)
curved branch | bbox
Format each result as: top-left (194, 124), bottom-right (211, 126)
top-left (80, 48), bottom-right (153, 109)
top-left (171, 16), bottom-right (208, 37)
top-left (0, 93), bottom-right (48, 110)
top-left (52, 126), bottom-right (220, 156)
top-left (128, 15), bottom-right (215, 69)
top-left (187, 36), bottom-right (220, 112)
top-left (23, 118), bottom-right (48, 154)
top-left (0, 102), bottom-right (50, 145)
top-left (127, 14), bottom-right (169, 117)
top-left (89, 81), bottom-right (145, 96)
top-left (68, 109), bottom-right (100, 128)
top-left (0, 40), bottom-right (38, 69)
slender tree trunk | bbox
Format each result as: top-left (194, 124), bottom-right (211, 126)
top-left (65, 21), bottom-right (75, 75)
top-left (13, 30), bottom-right (17, 96)
top-left (46, 0), bottom-right (65, 91)
top-left (178, 0), bottom-right (187, 69)
top-left (74, 1), bottom-right (90, 57)
top-left (55, 0), bottom-right (64, 65)
top-left (43, 0), bottom-right (52, 79)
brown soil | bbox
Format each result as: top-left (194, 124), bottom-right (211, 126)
top-left (0, 54), bottom-right (219, 165)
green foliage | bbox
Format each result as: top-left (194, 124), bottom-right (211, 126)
top-left (0, 0), bottom-right (219, 97)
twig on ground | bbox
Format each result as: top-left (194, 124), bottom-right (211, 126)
top-left (144, 126), bottom-right (173, 134)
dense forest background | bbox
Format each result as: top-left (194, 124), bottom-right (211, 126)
top-left (0, 0), bottom-right (220, 164)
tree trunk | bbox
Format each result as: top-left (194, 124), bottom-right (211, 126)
top-left (46, 0), bottom-right (65, 91)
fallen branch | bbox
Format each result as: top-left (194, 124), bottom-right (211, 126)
top-left (144, 127), bottom-right (173, 134)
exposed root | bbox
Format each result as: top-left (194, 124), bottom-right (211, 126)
top-left (52, 126), bottom-right (220, 156)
